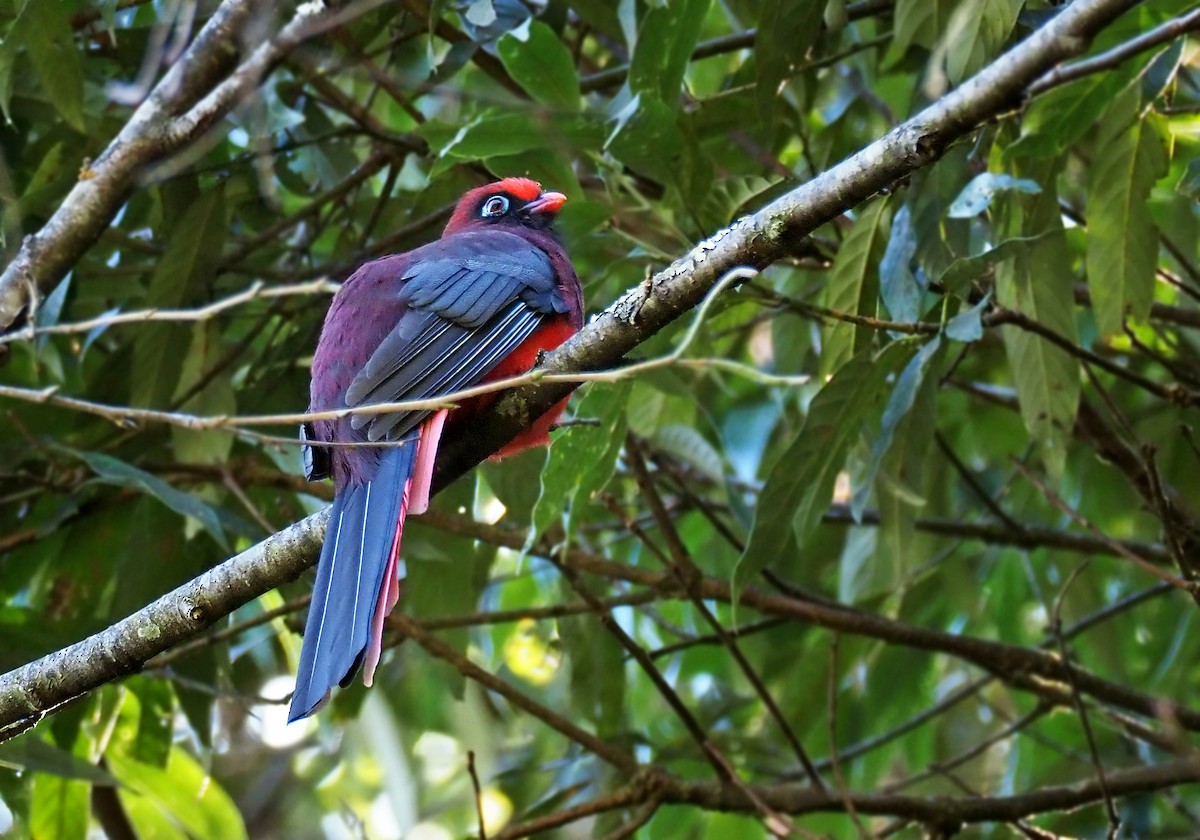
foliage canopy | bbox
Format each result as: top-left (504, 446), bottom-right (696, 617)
top-left (1, 1), bottom-right (1199, 838)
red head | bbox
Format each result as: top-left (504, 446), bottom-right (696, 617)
top-left (444, 178), bottom-right (567, 236)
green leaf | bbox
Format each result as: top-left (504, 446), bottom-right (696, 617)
top-left (0, 734), bottom-right (115, 784)
top-left (738, 340), bottom-right (919, 595)
top-left (627, 0), bottom-right (710, 105)
top-left (407, 478), bottom-right (497, 698)
top-left (560, 581), bottom-right (625, 735)
top-left (870, 355), bottom-right (939, 599)
top-left (127, 676), bottom-right (174, 768)
top-left (696, 175), bottom-right (781, 236)
top-left (947, 172), bottom-right (1040, 218)
top-left (1177, 157), bottom-right (1200, 199)
top-left (1005, 71), bottom-right (1125, 162)
top-left (1142, 40), bottom-right (1183, 103)
top-left (935, 0), bottom-right (1020, 85)
top-left (934, 232), bottom-right (1055, 298)
top-left (995, 162), bottom-right (1081, 483)
top-left (497, 19), bottom-right (580, 110)
top-left (35, 271), bottom-right (71, 353)
top-left (131, 187), bottom-right (227, 409)
top-left (850, 335), bottom-right (942, 521)
top-left (888, 0), bottom-right (956, 59)
top-left (31, 772), bottom-right (88, 840)
top-left (652, 423), bottom-right (724, 484)
top-left (424, 111), bottom-right (603, 166)
top-left (59, 447), bottom-right (227, 548)
top-left (530, 381), bottom-right (630, 543)
top-left (755, 0), bottom-right (822, 117)
top-left (605, 93), bottom-right (686, 185)
top-left (1086, 86), bottom-right (1168, 337)
top-left (108, 747), bottom-right (248, 840)
top-left (170, 322), bottom-right (236, 469)
top-left (11, 0), bottom-right (84, 130)
top-left (821, 197), bottom-right (888, 376)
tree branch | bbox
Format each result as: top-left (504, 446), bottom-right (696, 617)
top-left (0, 0), bottom-right (370, 331)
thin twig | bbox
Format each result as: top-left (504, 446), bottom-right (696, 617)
top-left (1008, 458), bottom-right (1194, 592)
top-left (468, 750), bottom-right (488, 840)
top-left (1051, 562), bottom-right (1121, 839)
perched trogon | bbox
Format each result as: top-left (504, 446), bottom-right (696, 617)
top-left (290, 178), bottom-right (584, 721)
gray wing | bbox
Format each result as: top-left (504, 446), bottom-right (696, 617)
top-left (344, 231), bottom-right (568, 441)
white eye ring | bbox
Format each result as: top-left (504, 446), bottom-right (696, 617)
top-left (481, 195), bottom-right (509, 217)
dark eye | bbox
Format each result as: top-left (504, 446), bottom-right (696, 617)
top-left (481, 195), bottom-right (509, 217)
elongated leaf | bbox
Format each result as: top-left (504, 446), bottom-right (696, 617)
top-left (851, 335), bottom-right (942, 520)
top-left (738, 340), bottom-right (919, 594)
top-left (755, 0), bottom-right (822, 116)
top-left (1005, 70), bottom-right (1127, 162)
top-left (407, 477), bottom-right (496, 699)
top-left (530, 381), bottom-right (630, 543)
top-left (605, 92), bottom-right (686, 187)
top-left (936, 0), bottom-right (1021, 85)
top-left (1177, 158), bottom-right (1200, 200)
top-left (31, 772), bottom-right (88, 840)
top-left (35, 272), bottom-right (71, 353)
top-left (12, 0), bottom-right (83, 130)
top-left (131, 188), bottom-right (226, 409)
top-left (891, 0), bottom-right (957, 58)
top-left (108, 747), bottom-right (248, 840)
top-left (60, 447), bottom-right (227, 548)
top-left (870, 356), bottom-right (939, 599)
top-left (697, 175), bottom-right (781, 236)
top-left (1086, 86), bottom-right (1168, 337)
top-left (1142, 40), bottom-right (1183, 103)
top-left (560, 577), bottom-right (625, 735)
top-left (0, 734), bottom-right (115, 784)
top-left (427, 112), bottom-right (603, 165)
top-left (821, 197), bottom-right (889, 376)
top-left (880, 204), bottom-right (922, 322)
top-left (627, 0), bottom-right (711, 105)
top-left (170, 323), bottom-right (236, 469)
top-left (497, 19), bottom-right (580, 110)
top-left (128, 676), bottom-right (174, 768)
top-left (995, 161), bottom-right (1080, 483)
top-left (935, 232), bottom-right (1054, 298)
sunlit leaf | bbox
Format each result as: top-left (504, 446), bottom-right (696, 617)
top-left (108, 746), bottom-right (248, 840)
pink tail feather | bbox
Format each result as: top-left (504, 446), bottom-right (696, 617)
top-left (361, 412), bottom-right (446, 686)
top-left (410, 410), bottom-right (447, 515)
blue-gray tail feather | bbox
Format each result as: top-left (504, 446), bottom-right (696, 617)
top-left (289, 440), bottom-right (417, 722)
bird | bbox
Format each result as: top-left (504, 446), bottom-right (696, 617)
top-left (289, 178), bottom-right (584, 722)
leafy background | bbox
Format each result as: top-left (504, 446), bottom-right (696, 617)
top-left (1, 0), bottom-right (1200, 838)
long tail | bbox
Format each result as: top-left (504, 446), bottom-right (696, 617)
top-left (288, 413), bottom-right (447, 723)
